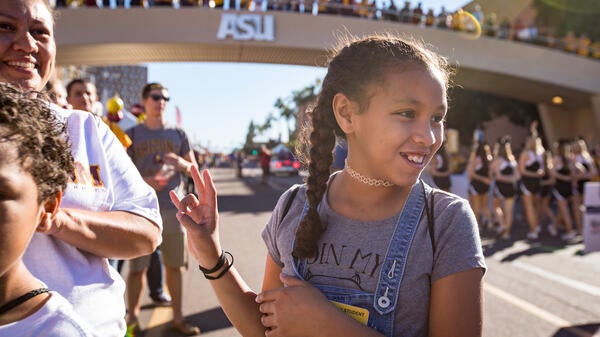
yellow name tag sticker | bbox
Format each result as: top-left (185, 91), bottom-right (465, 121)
top-left (331, 301), bottom-right (370, 325)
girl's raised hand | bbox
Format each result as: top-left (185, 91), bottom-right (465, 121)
top-left (169, 166), bottom-right (222, 266)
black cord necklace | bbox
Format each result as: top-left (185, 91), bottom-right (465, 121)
top-left (0, 288), bottom-right (49, 316)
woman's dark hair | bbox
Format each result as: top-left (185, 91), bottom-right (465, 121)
top-left (294, 34), bottom-right (452, 258)
top-left (141, 82), bottom-right (167, 99)
top-left (65, 78), bottom-right (88, 97)
top-left (475, 142), bottom-right (492, 168)
top-left (0, 83), bottom-right (74, 202)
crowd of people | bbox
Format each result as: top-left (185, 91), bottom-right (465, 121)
top-left (50, 0), bottom-right (600, 61)
top-left (45, 78), bottom-right (200, 335)
top-left (2, 0), bottom-right (596, 336)
top-left (426, 123), bottom-right (599, 243)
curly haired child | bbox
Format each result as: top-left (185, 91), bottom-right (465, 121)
top-left (0, 83), bottom-right (92, 336)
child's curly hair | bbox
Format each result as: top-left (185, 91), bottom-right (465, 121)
top-left (0, 83), bottom-right (74, 202)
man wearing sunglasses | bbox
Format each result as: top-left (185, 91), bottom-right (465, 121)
top-left (125, 83), bottom-right (200, 335)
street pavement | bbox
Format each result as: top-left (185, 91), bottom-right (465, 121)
top-left (123, 168), bottom-right (600, 337)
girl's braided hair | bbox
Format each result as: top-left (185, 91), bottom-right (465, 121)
top-left (0, 82), bottom-right (74, 202)
top-left (294, 34), bottom-right (452, 258)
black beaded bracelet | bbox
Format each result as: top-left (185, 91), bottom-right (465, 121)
top-left (204, 252), bottom-right (234, 280)
top-left (198, 250), bottom-right (226, 274)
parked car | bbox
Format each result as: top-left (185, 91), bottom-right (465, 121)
top-left (270, 144), bottom-right (301, 175)
top-left (270, 156), bottom-right (301, 175)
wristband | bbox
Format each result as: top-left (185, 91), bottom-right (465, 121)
top-left (204, 252), bottom-right (234, 280)
top-left (198, 250), bottom-right (226, 274)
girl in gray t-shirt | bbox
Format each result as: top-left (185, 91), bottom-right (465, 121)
top-left (171, 35), bottom-right (486, 337)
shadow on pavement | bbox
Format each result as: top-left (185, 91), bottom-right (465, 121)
top-left (480, 225), bottom-right (583, 261)
top-left (497, 243), bottom-right (560, 262)
top-left (551, 323), bottom-right (600, 337)
top-left (218, 193), bottom-right (280, 213)
top-left (482, 236), bottom-right (515, 257)
top-left (143, 307), bottom-right (232, 336)
top-left (215, 169), bottom-right (302, 214)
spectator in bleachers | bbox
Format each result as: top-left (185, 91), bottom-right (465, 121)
top-left (562, 31), bottom-right (578, 53)
top-left (436, 5), bottom-right (449, 29)
top-left (577, 34), bottom-right (591, 57)
top-left (152, 0), bottom-right (174, 6)
top-left (411, 1), bottom-right (422, 24)
top-left (497, 17), bottom-right (511, 39)
top-left (451, 8), bottom-right (466, 31)
top-left (472, 3), bottom-right (484, 26)
top-left (484, 12), bottom-right (498, 37)
top-left (180, 0), bottom-right (200, 5)
top-left (398, 1), bottom-right (411, 23)
top-left (591, 40), bottom-right (600, 59)
top-left (424, 7), bottom-right (434, 27)
top-left (382, 0), bottom-right (398, 21)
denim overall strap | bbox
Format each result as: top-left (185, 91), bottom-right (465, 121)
top-left (373, 181), bottom-right (425, 315)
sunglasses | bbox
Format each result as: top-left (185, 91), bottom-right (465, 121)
top-left (149, 93), bottom-right (170, 102)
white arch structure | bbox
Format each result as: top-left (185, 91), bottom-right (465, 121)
top-left (54, 8), bottom-right (600, 143)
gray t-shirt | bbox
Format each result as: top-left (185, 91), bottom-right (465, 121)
top-left (262, 177), bottom-right (486, 337)
top-left (126, 124), bottom-right (191, 208)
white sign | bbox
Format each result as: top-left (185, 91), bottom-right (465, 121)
top-left (217, 13), bottom-right (275, 41)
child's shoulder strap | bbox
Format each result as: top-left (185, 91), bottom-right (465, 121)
top-left (420, 180), bottom-right (437, 252)
top-left (280, 184), bottom-right (301, 223)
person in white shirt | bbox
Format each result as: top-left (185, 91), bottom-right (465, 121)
top-left (0, 83), bottom-right (93, 337)
top-left (0, 1), bottom-right (163, 336)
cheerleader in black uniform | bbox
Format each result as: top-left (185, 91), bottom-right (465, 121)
top-left (467, 141), bottom-right (493, 229)
top-left (572, 138), bottom-right (598, 234)
top-left (429, 141), bottom-right (452, 192)
top-left (539, 150), bottom-right (559, 236)
top-left (518, 135), bottom-right (545, 240)
top-left (552, 140), bottom-right (577, 241)
top-left (491, 136), bottom-right (520, 240)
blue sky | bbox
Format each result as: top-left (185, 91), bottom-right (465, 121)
top-left (146, 0), bottom-right (468, 153)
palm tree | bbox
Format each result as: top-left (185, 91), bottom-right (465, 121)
top-left (274, 79), bottom-right (320, 144)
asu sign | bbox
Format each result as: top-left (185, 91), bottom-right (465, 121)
top-left (217, 13), bottom-right (275, 41)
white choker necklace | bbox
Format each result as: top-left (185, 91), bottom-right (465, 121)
top-left (344, 160), bottom-right (394, 187)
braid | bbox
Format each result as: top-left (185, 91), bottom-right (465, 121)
top-left (293, 89), bottom-right (338, 258)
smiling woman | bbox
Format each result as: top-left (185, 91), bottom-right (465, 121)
top-left (0, 0), bottom-right (162, 336)
top-left (0, 0), bottom-right (55, 92)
